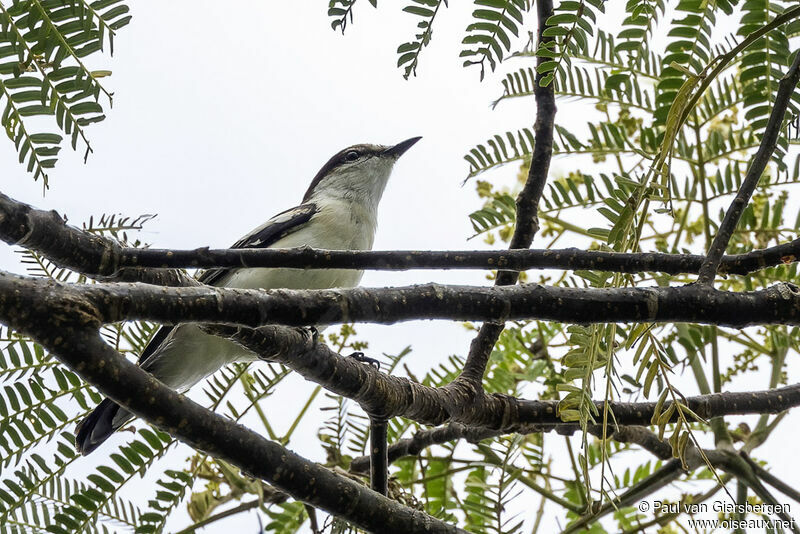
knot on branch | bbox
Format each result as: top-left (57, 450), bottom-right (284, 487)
top-left (0, 273), bottom-right (103, 341)
top-left (0, 193), bottom-right (36, 245)
top-left (487, 393), bottom-right (521, 431)
top-left (773, 282), bottom-right (800, 300)
top-left (441, 379), bottom-right (481, 421)
top-left (441, 381), bottom-right (521, 429)
top-left (51, 294), bottom-right (104, 331)
top-left (0, 192), bottom-right (122, 277)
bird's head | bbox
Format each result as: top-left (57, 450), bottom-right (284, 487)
top-left (302, 137), bottom-right (422, 206)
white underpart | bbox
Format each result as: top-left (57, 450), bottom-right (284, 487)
top-left (135, 153), bottom-right (397, 399)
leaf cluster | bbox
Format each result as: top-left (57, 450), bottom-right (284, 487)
top-left (0, 0), bottom-right (130, 185)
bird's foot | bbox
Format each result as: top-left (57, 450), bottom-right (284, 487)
top-left (300, 326), bottom-right (319, 346)
top-left (349, 351), bottom-right (381, 370)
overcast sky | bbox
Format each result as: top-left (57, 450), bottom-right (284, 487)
top-left (2, 2), bottom-right (799, 533)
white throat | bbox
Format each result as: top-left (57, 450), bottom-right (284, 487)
top-left (306, 155), bottom-right (395, 213)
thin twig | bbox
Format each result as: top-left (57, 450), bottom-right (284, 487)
top-left (4, 192), bottom-right (800, 278)
top-left (697, 50), bottom-right (800, 284)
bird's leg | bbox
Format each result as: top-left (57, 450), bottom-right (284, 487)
top-left (348, 351), bottom-right (381, 370)
top-left (299, 326), bottom-right (319, 346)
top-left (349, 351), bottom-right (379, 368)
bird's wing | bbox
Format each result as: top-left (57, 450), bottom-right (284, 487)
top-left (197, 202), bottom-right (318, 286)
top-left (136, 202), bottom-right (319, 364)
top-left (137, 324), bottom-right (175, 365)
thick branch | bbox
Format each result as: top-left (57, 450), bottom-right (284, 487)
top-left (697, 50), bottom-right (800, 284)
top-left (76, 278), bottom-right (800, 328)
top-left (5, 271), bottom-right (800, 331)
top-left (203, 323), bottom-right (800, 432)
top-left (3, 270), bottom-right (799, 532)
top-left (0, 278), bottom-right (465, 534)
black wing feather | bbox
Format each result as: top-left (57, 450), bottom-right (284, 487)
top-left (198, 203), bottom-right (317, 286)
top-left (136, 203), bottom-right (318, 363)
top-left (136, 323), bottom-right (174, 364)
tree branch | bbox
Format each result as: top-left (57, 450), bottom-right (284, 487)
top-left (62, 241), bottom-right (800, 276)
top-left (72, 239), bottom-right (800, 275)
top-left (740, 453), bottom-right (800, 505)
top-left (716, 452), bottom-right (800, 534)
top-left (349, 423), bottom-right (672, 474)
top-left (350, 424), bottom-right (496, 473)
top-left (369, 417), bottom-right (389, 496)
top-left (0, 278), bottom-right (466, 534)
top-left (10, 271), bottom-right (800, 329)
top-left (3, 268), bottom-right (799, 534)
top-left (697, 50), bottom-right (800, 284)
top-left (0, 191), bottom-right (197, 287)
top-left (457, 0), bottom-right (556, 388)
top-left (621, 475), bottom-right (731, 534)
top-left (203, 323), bottom-right (800, 433)
top-left (562, 446), bottom-right (737, 534)
top-left (3, 192), bottom-right (799, 278)
top-left (173, 497), bottom-right (276, 534)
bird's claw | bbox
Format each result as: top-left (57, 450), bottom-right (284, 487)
top-left (301, 326), bottom-right (319, 346)
top-left (349, 351), bottom-right (380, 370)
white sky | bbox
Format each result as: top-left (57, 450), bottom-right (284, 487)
top-left (1, 2), bottom-right (799, 533)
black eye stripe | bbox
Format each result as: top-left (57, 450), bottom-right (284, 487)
top-left (303, 145), bottom-right (379, 201)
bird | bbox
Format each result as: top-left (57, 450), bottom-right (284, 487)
top-left (75, 136), bottom-right (422, 455)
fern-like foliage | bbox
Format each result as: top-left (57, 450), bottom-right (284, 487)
top-left (494, 57), bottom-right (655, 112)
top-left (0, 213), bottom-right (164, 533)
top-left (456, 0), bottom-right (800, 522)
top-left (0, 0), bottom-right (130, 186)
top-left (461, 0), bottom-right (532, 80)
top-left (464, 118), bottom-right (657, 180)
top-left (654, 0), bottom-right (718, 124)
top-left (0, 342), bottom-right (92, 467)
top-left (737, 0), bottom-right (797, 163)
top-left (264, 501), bottom-right (306, 534)
top-left (536, 0), bottom-right (606, 87)
top-left (397, 0), bottom-right (448, 79)
top-left (328, 0), bottom-right (377, 33)
top-left (615, 0), bottom-right (666, 68)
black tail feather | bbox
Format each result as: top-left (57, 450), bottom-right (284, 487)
top-left (74, 398), bottom-right (131, 455)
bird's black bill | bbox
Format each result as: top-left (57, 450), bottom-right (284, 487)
top-left (384, 136), bottom-right (422, 157)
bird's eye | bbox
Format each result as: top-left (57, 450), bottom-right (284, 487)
top-left (345, 150), bottom-right (359, 162)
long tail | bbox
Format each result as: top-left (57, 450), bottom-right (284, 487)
top-left (74, 398), bottom-right (134, 455)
